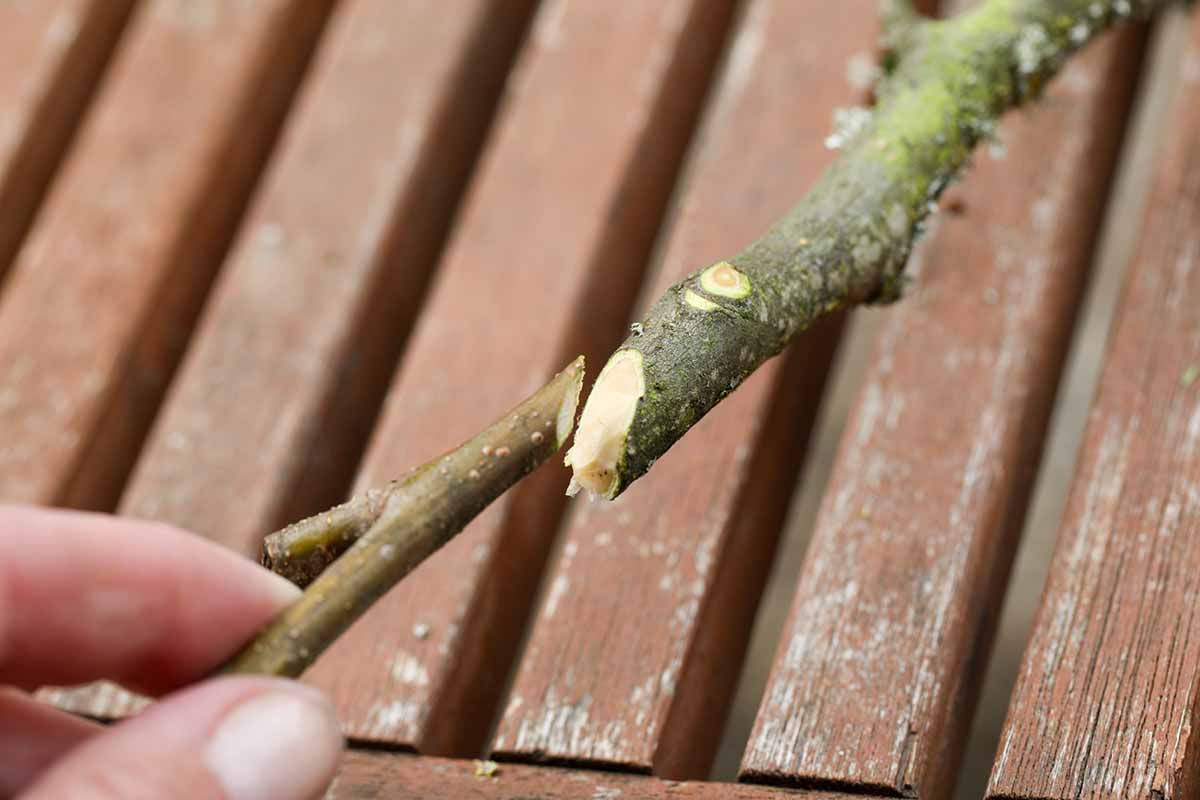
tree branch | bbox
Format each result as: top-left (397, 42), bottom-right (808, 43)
top-left (566, 0), bottom-right (1162, 500)
top-left (880, 0), bottom-right (931, 64)
top-left (220, 357), bottom-right (585, 677)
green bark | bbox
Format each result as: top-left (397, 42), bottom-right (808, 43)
top-left (572, 0), bottom-right (1161, 499)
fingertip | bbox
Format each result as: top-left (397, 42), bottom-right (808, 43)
top-left (206, 680), bottom-right (342, 800)
top-left (23, 677), bottom-right (343, 800)
top-left (248, 562), bottom-right (304, 609)
top-left (0, 505), bottom-right (304, 691)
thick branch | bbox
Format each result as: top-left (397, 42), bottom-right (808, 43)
top-left (221, 357), bottom-right (585, 677)
top-left (567, 0), bottom-right (1161, 500)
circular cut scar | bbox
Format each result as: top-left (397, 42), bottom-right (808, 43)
top-left (713, 264), bottom-right (737, 287)
top-left (699, 261), bottom-right (751, 299)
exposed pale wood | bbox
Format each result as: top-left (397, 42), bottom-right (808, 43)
top-left (0, 0), bottom-right (134, 284)
top-left (330, 752), bottom-right (866, 800)
top-left (987, 17), bottom-right (1200, 800)
top-left (0, 0), bottom-right (333, 511)
top-left (740, 27), bottom-right (1144, 800)
top-left (303, 0), bottom-right (736, 757)
top-left (491, 0), bottom-right (877, 779)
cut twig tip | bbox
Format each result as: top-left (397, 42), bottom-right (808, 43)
top-left (222, 356), bottom-right (588, 677)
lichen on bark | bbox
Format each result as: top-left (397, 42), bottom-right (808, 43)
top-left (567, 0), bottom-right (1163, 500)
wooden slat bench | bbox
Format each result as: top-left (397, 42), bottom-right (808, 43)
top-left (5, 1), bottom-right (1199, 798)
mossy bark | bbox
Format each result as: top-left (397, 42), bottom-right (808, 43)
top-left (574, 0), bottom-right (1162, 499)
top-left (221, 357), bottom-right (584, 678)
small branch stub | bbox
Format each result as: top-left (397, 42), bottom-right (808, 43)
top-left (221, 357), bottom-right (585, 677)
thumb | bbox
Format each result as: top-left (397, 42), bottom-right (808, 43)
top-left (21, 677), bottom-right (342, 800)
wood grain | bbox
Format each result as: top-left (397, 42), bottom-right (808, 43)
top-left (987, 17), bottom-right (1200, 800)
top-left (117, 0), bottom-right (534, 557)
top-left (0, 0), bottom-right (333, 511)
top-left (740, 28), bottom-right (1144, 800)
top-left (330, 752), bottom-right (867, 800)
top-left (491, 0), bottom-right (878, 779)
top-left (0, 0), bottom-right (134, 284)
top-left (43, 0), bottom-right (534, 722)
top-left (302, 0), bottom-right (736, 758)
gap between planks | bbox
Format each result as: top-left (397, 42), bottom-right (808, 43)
top-left (737, 13), bottom-right (1146, 800)
top-left (43, 0), bottom-right (539, 719)
top-left (490, 0), bottom-right (877, 779)
top-left (330, 750), bottom-right (879, 800)
top-left (0, 0), bottom-right (136, 289)
top-left (301, 0), bottom-right (739, 759)
top-left (953, 10), bottom-right (1192, 799)
top-left (985, 8), bottom-right (1200, 798)
top-left (0, 0), bottom-right (337, 515)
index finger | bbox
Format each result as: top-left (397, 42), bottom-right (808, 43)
top-left (0, 505), bottom-right (300, 694)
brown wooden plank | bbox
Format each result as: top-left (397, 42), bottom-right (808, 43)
top-left (302, 0), bottom-right (736, 757)
top-left (738, 26), bottom-right (1145, 800)
top-left (986, 17), bottom-right (1200, 800)
top-left (118, 0), bottom-right (535, 555)
top-left (491, 0), bottom-right (877, 779)
top-left (0, 0), bottom-right (332, 510)
top-left (41, 0), bottom-right (534, 723)
top-left (0, 0), bottom-right (134, 284)
top-left (331, 752), bottom-right (867, 800)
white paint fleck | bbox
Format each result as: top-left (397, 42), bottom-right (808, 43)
top-left (718, 0), bottom-right (771, 112)
top-left (46, 11), bottom-right (80, 48)
top-left (533, 0), bottom-right (569, 50)
top-left (391, 652), bottom-right (429, 686)
top-left (366, 699), bottom-right (422, 737)
top-left (544, 575), bottom-right (569, 619)
top-left (1030, 196), bottom-right (1056, 233)
top-left (257, 222), bottom-right (284, 248)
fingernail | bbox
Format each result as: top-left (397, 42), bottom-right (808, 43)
top-left (215, 545), bottom-right (302, 608)
top-left (205, 685), bottom-right (341, 800)
top-left (259, 569), bottom-right (304, 607)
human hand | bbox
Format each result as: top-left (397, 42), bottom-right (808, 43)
top-left (0, 505), bottom-right (343, 799)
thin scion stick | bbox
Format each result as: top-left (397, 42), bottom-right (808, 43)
top-left (220, 357), bottom-right (585, 677)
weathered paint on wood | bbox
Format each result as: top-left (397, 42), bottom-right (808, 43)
top-left (491, 0), bottom-right (878, 779)
top-left (0, 0), bottom-right (134, 283)
top-left (43, 0), bottom-right (534, 722)
top-left (0, 0), bottom-right (332, 511)
top-left (302, 0), bottom-right (736, 757)
top-left (330, 752), bottom-right (867, 800)
top-left (987, 18), bottom-right (1200, 800)
top-left (117, 0), bottom-right (534, 556)
top-left (740, 27), bottom-right (1144, 800)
